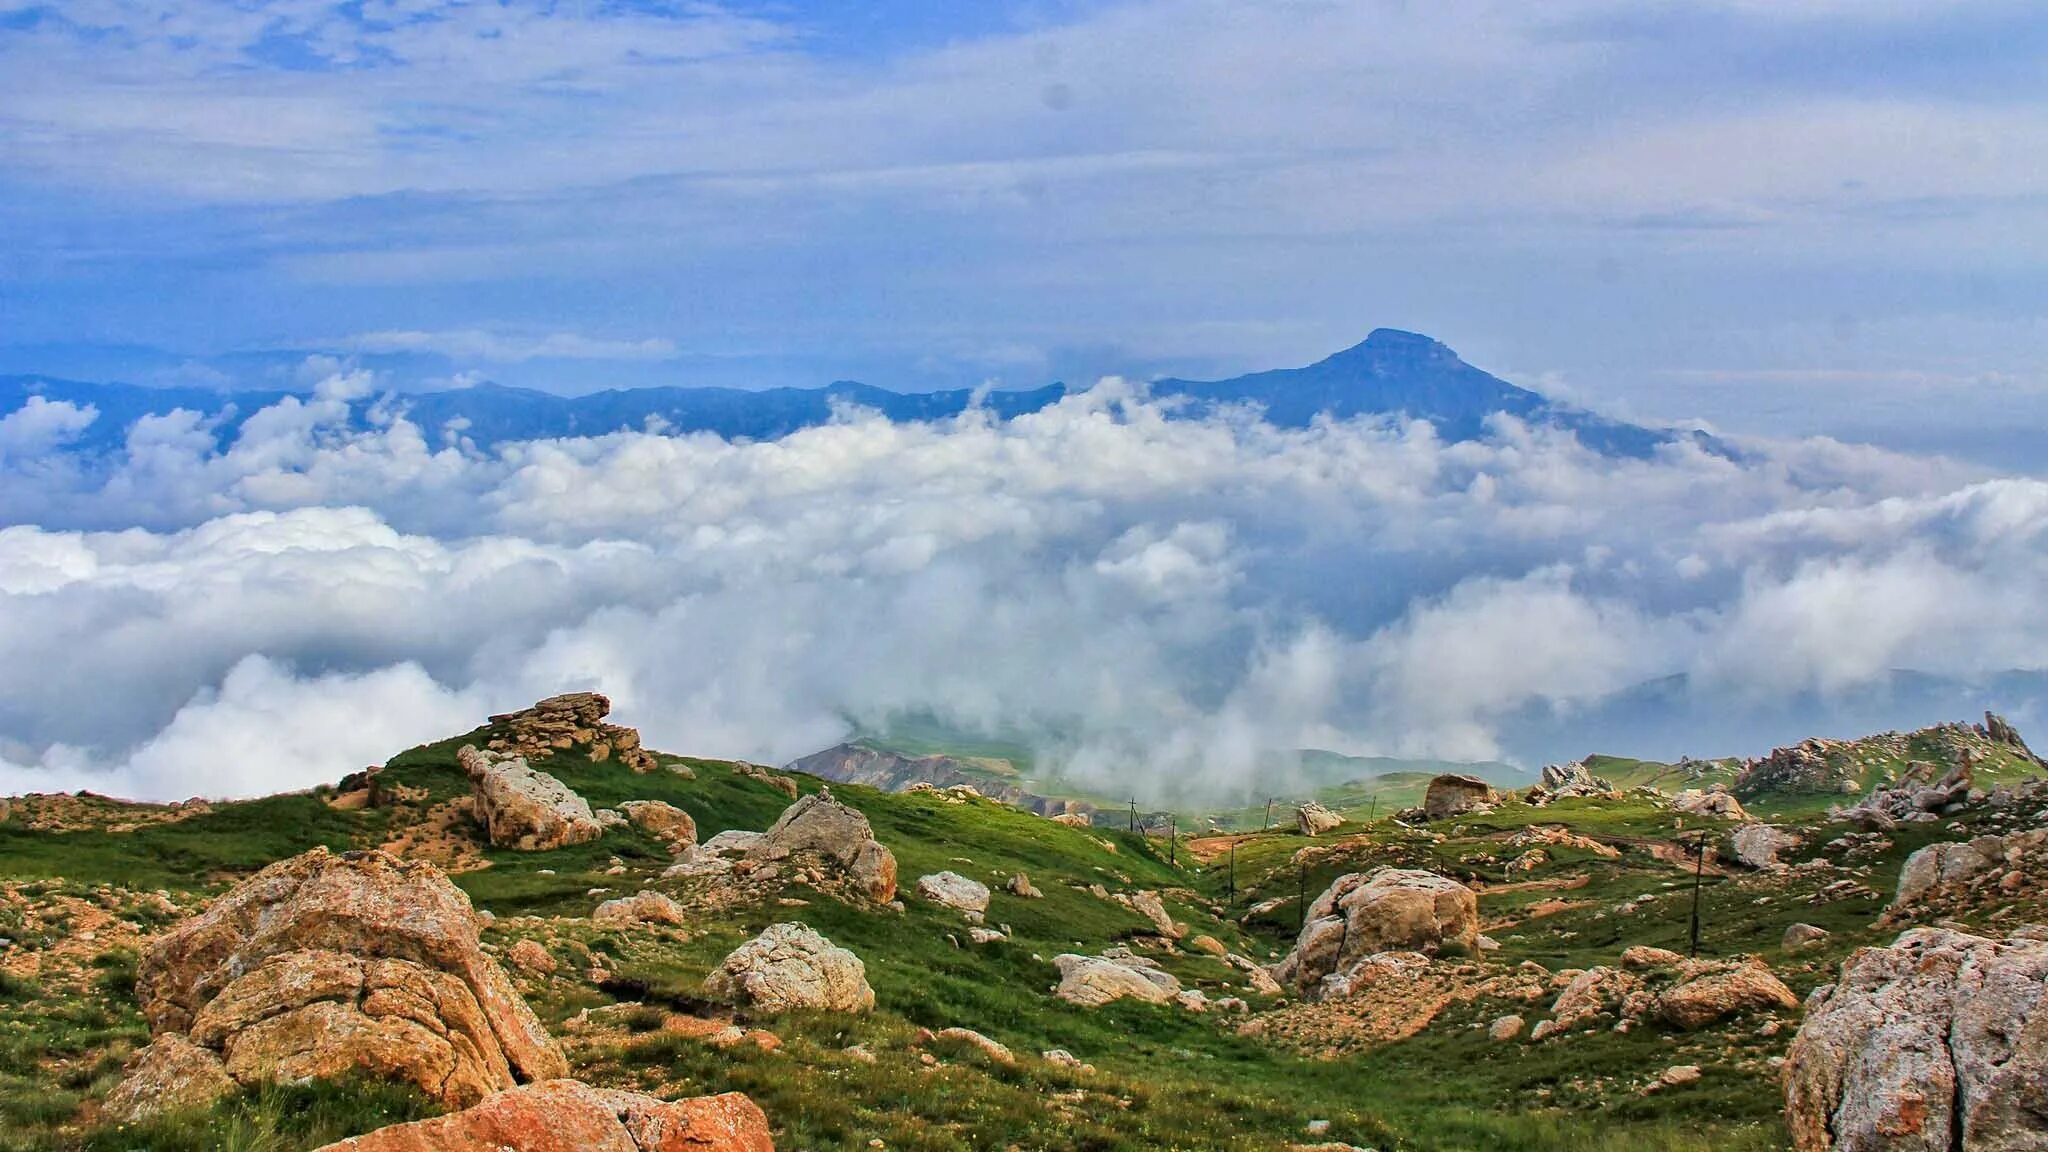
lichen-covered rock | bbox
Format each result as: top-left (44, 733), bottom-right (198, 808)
top-left (1783, 923), bottom-right (1830, 951)
top-left (460, 746), bottom-right (603, 852)
top-left (915, 872), bottom-right (990, 914)
top-left (1895, 835), bottom-right (2013, 905)
top-left (101, 1033), bottom-right (237, 1123)
top-left (618, 800), bottom-right (697, 854)
top-left (507, 940), bottom-right (558, 976)
top-left (1539, 760), bottom-right (1613, 798)
top-left (118, 848), bottom-right (565, 1118)
top-left (1270, 869), bottom-right (1479, 997)
top-left (750, 790), bottom-right (897, 903)
top-left (485, 692), bottom-right (659, 774)
top-left (702, 923), bottom-right (873, 1013)
top-left (1006, 872), bottom-right (1043, 899)
top-left (1656, 959), bottom-right (1796, 1030)
top-left (1784, 927), bottom-right (2048, 1152)
top-left (1117, 890), bottom-right (1183, 939)
top-left (1423, 775), bottom-right (1494, 821)
top-left (1296, 802), bottom-right (1343, 836)
top-left (1052, 952), bottom-right (1180, 1008)
top-left (310, 1079), bottom-right (773, 1152)
top-left (1730, 824), bottom-right (1802, 870)
top-left (591, 891), bottom-right (687, 929)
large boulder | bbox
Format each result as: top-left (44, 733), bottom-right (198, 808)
top-left (1730, 824), bottom-right (1803, 871)
top-left (460, 746), bottom-right (604, 852)
top-left (1656, 958), bottom-right (1797, 1030)
top-left (310, 1079), bottom-right (773, 1152)
top-left (702, 923), bottom-right (874, 1013)
top-left (591, 891), bottom-right (687, 929)
top-left (1673, 786), bottom-right (1750, 821)
top-left (915, 872), bottom-right (991, 914)
top-left (1052, 951), bottom-right (1181, 1008)
top-left (1539, 760), bottom-right (1612, 798)
top-left (1270, 869), bottom-right (1479, 997)
top-left (618, 800), bottom-right (697, 854)
top-left (750, 789), bottom-right (898, 903)
top-left (1423, 775), bottom-right (1495, 821)
top-left (1784, 927), bottom-right (2048, 1152)
top-left (1296, 802), bottom-right (1343, 836)
top-left (114, 848), bottom-right (566, 1120)
top-left (1895, 835), bottom-right (2012, 905)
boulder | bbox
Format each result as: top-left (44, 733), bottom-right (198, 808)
top-left (507, 940), bottom-right (558, 976)
top-left (1783, 923), bottom-right (1831, 951)
top-left (1672, 786), bottom-right (1749, 821)
top-left (591, 891), bottom-right (687, 929)
top-left (460, 746), bottom-right (604, 852)
top-left (1730, 825), bottom-right (1803, 871)
top-left (1423, 775), bottom-right (1495, 821)
top-left (1119, 890), bottom-right (1184, 939)
top-left (1296, 802), bottom-right (1343, 836)
top-left (931, 1027), bottom-right (1015, 1066)
top-left (1052, 952), bottom-right (1180, 1008)
top-left (702, 923), bottom-right (874, 1013)
top-left (702, 830), bottom-right (764, 857)
top-left (1784, 927), bottom-right (2048, 1152)
top-left (117, 848), bottom-right (565, 1119)
top-left (1896, 836), bottom-right (2009, 905)
top-left (1538, 760), bottom-right (1613, 799)
top-left (102, 1034), bottom-right (238, 1123)
top-left (1620, 946), bottom-right (1686, 970)
top-left (309, 1079), bottom-right (772, 1152)
top-left (1488, 1015), bottom-right (1525, 1042)
top-left (1006, 872), bottom-right (1043, 899)
top-left (1656, 959), bottom-right (1797, 1030)
top-left (484, 693), bottom-right (658, 774)
top-left (750, 789), bottom-right (898, 903)
top-left (1270, 869), bottom-right (1479, 997)
top-left (617, 800), bottom-right (697, 854)
top-left (915, 872), bottom-right (991, 914)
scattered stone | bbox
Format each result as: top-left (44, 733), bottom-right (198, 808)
top-left (932, 1026), bottom-right (1015, 1066)
top-left (967, 927), bottom-right (1006, 945)
top-left (1537, 760), bottom-right (1614, 800)
top-left (1672, 786), bottom-right (1749, 820)
top-left (916, 872), bottom-right (991, 914)
top-left (506, 940), bottom-right (557, 976)
top-left (1052, 951), bottom-right (1181, 1007)
top-left (460, 746), bottom-right (604, 852)
top-left (1488, 1015), bottom-right (1525, 1042)
top-left (1189, 934), bottom-right (1228, 957)
top-left (703, 923), bottom-right (874, 1013)
top-left (591, 891), bottom-right (687, 929)
top-left (1006, 872), bottom-right (1043, 899)
top-left (1646, 1065), bottom-right (1702, 1093)
top-left (1782, 923), bottom-right (1830, 950)
top-left (1785, 926), bottom-right (2048, 1152)
top-left (733, 763), bottom-right (800, 799)
top-left (307, 1079), bottom-right (771, 1152)
top-left (1042, 1048), bottom-right (1094, 1073)
top-left (617, 800), bottom-right (697, 854)
top-left (1620, 946), bottom-right (1686, 970)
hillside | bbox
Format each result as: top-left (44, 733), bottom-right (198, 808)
top-left (0, 702), bottom-right (2044, 1151)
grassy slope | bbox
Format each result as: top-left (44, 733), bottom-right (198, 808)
top-left (2, 718), bottom-right (2042, 1152)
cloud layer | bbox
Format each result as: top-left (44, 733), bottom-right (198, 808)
top-left (3, 375), bottom-right (2044, 802)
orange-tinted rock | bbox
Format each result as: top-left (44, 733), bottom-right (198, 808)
top-left (312, 1080), bottom-right (774, 1152)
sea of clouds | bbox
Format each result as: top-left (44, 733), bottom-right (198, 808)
top-left (2, 370), bottom-right (2045, 803)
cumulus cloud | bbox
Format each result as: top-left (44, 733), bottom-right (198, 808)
top-left (0, 374), bottom-right (2044, 803)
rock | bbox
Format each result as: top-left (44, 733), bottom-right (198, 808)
top-left (1896, 836), bottom-right (2009, 905)
top-left (591, 891), bottom-right (687, 929)
top-left (1672, 786), bottom-right (1749, 820)
top-left (1488, 1015), bottom-right (1525, 1042)
top-left (1051, 812), bottom-right (1092, 828)
top-left (915, 872), bottom-right (991, 914)
top-left (751, 789), bottom-right (898, 903)
top-left (702, 923), bottom-right (874, 1013)
top-left (484, 693), bottom-right (659, 774)
top-left (1984, 711), bottom-right (2036, 758)
top-left (1651, 1065), bottom-right (1702, 1092)
top-left (702, 830), bottom-right (765, 857)
top-left (1270, 869), bottom-right (1479, 998)
top-left (1783, 923), bottom-right (1830, 951)
top-left (1785, 926), bottom-right (2048, 1152)
top-left (460, 746), bottom-right (604, 852)
top-left (1731, 825), bottom-right (1803, 870)
top-left (1296, 802), bottom-right (1343, 836)
top-left (1656, 959), bottom-right (1797, 1030)
top-left (1423, 775), bottom-right (1495, 821)
top-left (1174, 989), bottom-right (1210, 1012)
top-left (1528, 1019), bottom-right (1559, 1042)
top-left (118, 848), bottom-right (565, 1118)
top-left (1042, 1048), bottom-right (1094, 1073)
top-left (617, 800), bottom-right (697, 854)
top-left (1539, 760), bottom-right (1613, 798)
top-left (932, 1027), bottom-right (1015, 1066)
top-left (309, 1079), bottom-right (772, 1152)
top-left (733, 763), bottom-right (800, 799)
top-left (1189, 934), bottom-right (1228, 957)
top-left (1223, 952), bottom-right (1285, 996)
top-left (101, 1033), bottom-right (238, 1123)
top-left (507, 940), bottom-right (558, 976)
top-left (1120, 890), bottom-right (1184, 938)
top-left (1549, 966), bottom-right (1641, 1031)
top-left (1052, 953), bottom-right (1180, 1007)
top-left (1006, 872), bottom-right (1043, 899)
top-left (1620, 946), bottom-right (1686, 970)
top-left (967, 927), bottom-right (1006, 945)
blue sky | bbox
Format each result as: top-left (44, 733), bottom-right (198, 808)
top-left (2, 0), bottom-right (2046, 458)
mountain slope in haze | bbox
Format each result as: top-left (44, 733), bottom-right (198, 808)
top-left (2, 330), bottom-right (1706, 457)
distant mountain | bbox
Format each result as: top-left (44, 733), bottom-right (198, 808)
top-left (2, 329), bottom-right (1709, 457)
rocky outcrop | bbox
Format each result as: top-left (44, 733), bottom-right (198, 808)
top-left (749, 789), bottom-right (897, 903)
top-left (460, 746), bottom-right (604, 852)
top-left (1656, 959), bottom-right (1797, 1030)
top-left (1270, 869), bottom-right (1479, 998)
top-left (309, 1079), bottom-right (773, 1152)
top-left (1736, 738), bottom-right (1863, 797)
top-left (1536, 760), bottom-right (1613, 800)
top-left (113, 848), bottom-right (566, 1120)
top-left (1423, 775), bottom-right (1495, 821)
top-left (1672, 785), bottom-right (1749, 820)
top-left (702, 923), bottom-right (874, 1013)
top-left (1052, 949), bottom-right (1181, 1008)
top-left (486, 693), bottom-right (658, 774)
top-left (915, 872), bottom-right (990, 914)
top-left (618, 800), bottom-right (697, 854)
top-left (591, 891), bottom-right (687, 928)
top-left (1730, 824), bottom-right (1802, 870)
top-left (1784, 926), bottom-right (2048, 1152)
top-left (1984, 711), bottom-right (2037, 760)
top-left (1296, 802), bottom-right (1343, 836)
top-left (1894, 829), bottom-right (2046, 908)
top-left (102, 1034), bottom-right (238, 1123)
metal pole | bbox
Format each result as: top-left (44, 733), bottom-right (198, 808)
top-left (1228, 841), bottom-right (1236, 906)
top-left (1297, 857), bottom-right (1306, 932)
top-left (1367, 797), bottom-right (1376, 824)
top-left (1264, 798), bottom-right (1273, 830)
top-left (1129, 797), bottom-right (1137, 834)
top-left (1688, 833), bottom-right (1706, 958)
top-left (1168, 817), bottom-right (1176, 867)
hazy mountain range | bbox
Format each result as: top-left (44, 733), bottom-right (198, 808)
top-left (3, 329), bottom-right (1712, 458)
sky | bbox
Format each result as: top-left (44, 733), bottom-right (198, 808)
top-left (2, 0), bottom-right (2046, 458)
top-left (2, 1), bottom-right (2047, 803)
